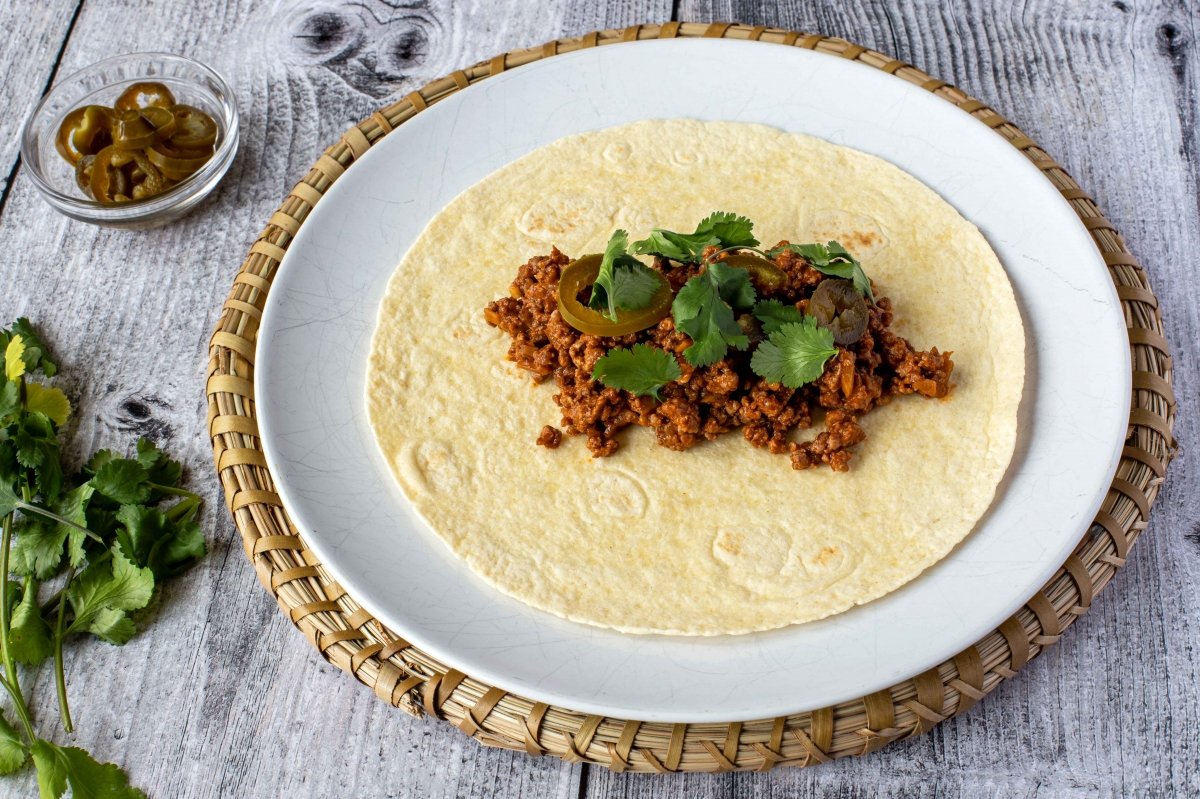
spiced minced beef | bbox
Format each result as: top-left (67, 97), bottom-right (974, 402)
top-left (483, 245), bottom-right (953, 472)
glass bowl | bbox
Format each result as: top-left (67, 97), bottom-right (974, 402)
top-left (20, 52), bottom-right (239, 229)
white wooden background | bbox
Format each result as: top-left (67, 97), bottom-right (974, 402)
top-left (1, 0), bottom-right (1196, 796)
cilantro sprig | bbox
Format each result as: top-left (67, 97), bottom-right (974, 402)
top-left (750, 317), bottom-right (840, 388)
top-left (673, 261), bottom-right (757, 367)
top-left (630, 211), bottom-right (759, 263)
top-left (0, 318), bottom-right (205, 798)
top-left (587, 230), bottom-right (663, 321)
top-left (592, 344), bottom-right (681, 399)
top-left (767, 241), bottom-right (874, 300)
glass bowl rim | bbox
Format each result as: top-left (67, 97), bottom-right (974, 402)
top-left (19, 51), bottom-right (239, 218)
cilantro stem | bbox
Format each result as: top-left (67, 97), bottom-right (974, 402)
top-left (164, 495), bottom-right (199, 524)
top-left (0, 514), bottom-right (37, 743)
top-left (148, 482), bottom-right (198, 500)
top-left (13, 501), bottom-right (104, 545)
top-left (52, 566), bottom-right (74, 734)
top-left (702, 245), bottom-right (772, 265)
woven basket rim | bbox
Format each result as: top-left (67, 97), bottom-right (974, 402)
top-left (205, 21), bottom-right (1176, 773)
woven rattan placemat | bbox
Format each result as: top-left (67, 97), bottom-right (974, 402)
top-left (205, 22), bottom-right (1176, 772)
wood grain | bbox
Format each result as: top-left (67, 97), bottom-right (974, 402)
top-left (0, 0), bottom-right (80, 199)
top-left (0, 0), bottom-right (1196, 796)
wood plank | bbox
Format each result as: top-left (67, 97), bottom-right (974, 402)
top-left (0, 0), bottom-right (80, 198)
top-left (1, 0), bottom-right (1196, 797)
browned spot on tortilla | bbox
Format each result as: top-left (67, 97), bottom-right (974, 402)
top-left (814, 545), bottom-right (840, 566)
top-left (841, 229), bottom-right (881, 251)
top-left (716, 532), bottom-right (745, 557)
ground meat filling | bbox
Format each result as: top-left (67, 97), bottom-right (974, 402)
top-left (483, 244), bottom-right (953, 471)
top-left (536, 425), bottom-right (562, 449)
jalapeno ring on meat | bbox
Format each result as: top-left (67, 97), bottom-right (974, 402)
top-left (716, 252), bottom-right (787, 291)
top-left (809, 278), bottom-right (869, 345)
top-left (557, 254), bottom-right (672, 336)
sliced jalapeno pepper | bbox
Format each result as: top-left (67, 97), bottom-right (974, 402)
top-left (146, 139), bottom-right (213, 180)
top-left (55, 105), bottom-right (114, 165)
top-left (111, 106), bottom-right (177, 150)
top-left (74, 154), bottom-right (97, 198)
top-left (89, 146), bottom-right (133, 203)
top-left (128, 151), bottom-right (169, 199)
top-left (114, 81), bottom-right (176, 112)
top-left (557, 254), bottom-right (672, 336)
top-left (168, 104), bottom-right (218, 149)
top-left (715, 252), bottom-right (787, 291)
top-left (809, 278), bottom-right (869, 345)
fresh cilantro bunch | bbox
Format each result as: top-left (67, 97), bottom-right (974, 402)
top-left (0, 319), bottom-right (205, 798)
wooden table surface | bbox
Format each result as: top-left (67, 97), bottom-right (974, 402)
top-left (2, 1), bottom-right (1196, 796)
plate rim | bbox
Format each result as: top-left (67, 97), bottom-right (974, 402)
top-left (208, 22), bottom-right (1174, 771)
top-left (257, 37), bottom-right (1127, 719)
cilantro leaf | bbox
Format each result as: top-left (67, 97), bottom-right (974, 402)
top-left (0, 482), bottom-right (19, 519)
top-left (0, 381), bottom-right (20, 423)
top-left (768, 241), bottom-right (874, 300)
top-left (0, 442), bottom-right (18, 491)
top-left (14, 413), bottom-right (62, 503)
top-left (11, 484), bottom-right (93, 579)
top-left (604, 261), bottom-right (662, 315)
top-left (82, 449), bottom-right (119, 479)
top-left (753, 300), bottom-right (806, 335)
top-left (588, 229), bottom-right (629, 319)
top-left (84, 607), bottom-right (137, 646)
top-left (65, 543), bottom-right (154, 644)
top-left (588, 230), bottom-right (662, 321)
top-left (116, 504), bottom-right (206, 580)
top-left (0, 711), bottom-right (25, 774)
top-left (672, 262), bottom-right (756, 367)
top-left (4, 337), bottom-right (25, 382)
top-left (630, 211), bottom-right (759, 263)
top-left (25, 384), bottom-right (70, 427)
top-left (3, 319), bottom-right (56, 377)
top-left (592, 345), bottom-right (681, 400)
top-left (750, 318), bottom-right (839, 388)
top-left (11, 519), bottom-right (68, 581)
top-left (135, 438), bottom-right (182, 488)
top-left (89, 459), bottom-right (150, 506)
top-left (709, 261), bottom-right (757, 310)
top-left (627, 229), bottom-right (696, 262)
top-left (30, 739), bottom-right (145, 799)
top-left (8, 579), bottom-right (53, 666)
top-left (697, 211), bottom-right (759, 249)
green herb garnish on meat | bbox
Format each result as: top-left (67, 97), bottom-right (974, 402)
top-left (630, 211), bottom-right (759, 263)
top-left (592, 344), bottom-right (681, 399)
top-left (752, 299), bottom-right (806, 335)
top-left (749, 317), bottom-right (839, 389)
top-left (587, 229), bottom-right (663, 321)
top-left (767, 240), bottom-right (874, 300)
top-left (486, 212), bottom-right (953, 471)
top-left (672, 261), bottom-right (757, 367)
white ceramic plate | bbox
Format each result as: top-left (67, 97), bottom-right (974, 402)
top-left (256, 38), bottom-right (1129, 723)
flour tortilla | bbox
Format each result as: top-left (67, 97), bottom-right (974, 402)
top-left (366, 120), bottom-right (1024, 635)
